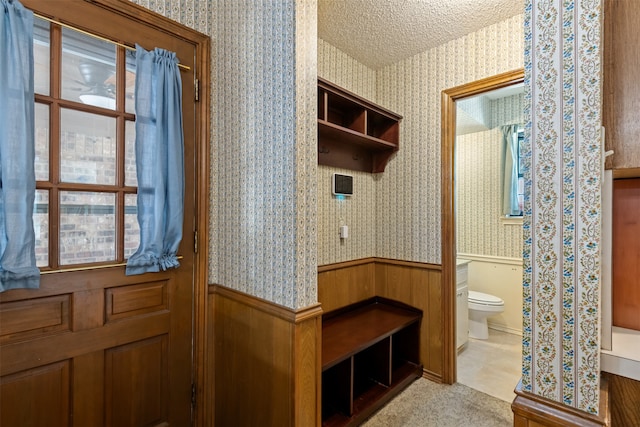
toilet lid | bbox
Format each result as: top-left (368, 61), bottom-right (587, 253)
top-left (468, 290), bottom-right (504, 306)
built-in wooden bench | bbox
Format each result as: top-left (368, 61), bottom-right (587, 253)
top-left (321, 297), bottom-right (423, 427)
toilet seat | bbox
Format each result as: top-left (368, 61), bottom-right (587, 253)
top-left (468, 290), bottom-right (504, 307)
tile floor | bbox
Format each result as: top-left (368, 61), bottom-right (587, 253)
top-left (457, 328), bottom-right (522, 403)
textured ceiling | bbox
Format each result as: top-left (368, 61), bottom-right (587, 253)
top-left (318, 0), bottom-right (523, 70)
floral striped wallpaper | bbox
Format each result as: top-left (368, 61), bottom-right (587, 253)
top-left (317, 40), bottom-right (378, 265)
top-left (318, 16), bottom-right (524, 266)
top-left (317, 39), bottom-right (377, 101)
top-left (130, 0), bottom-right (318, 309)
top-left (522, 0), bottom-right (602, 414)
top-left (129, 0), bottom-right (211, 34)
top-left (375, 14), bottom-right (524, 264)
top-left (457, 93), bottom-right (525, 259)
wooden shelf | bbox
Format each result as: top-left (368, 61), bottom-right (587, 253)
top-left (321, 297), bottom-right (422, 427)
top-left (318, 78), bottom-right (402, 173)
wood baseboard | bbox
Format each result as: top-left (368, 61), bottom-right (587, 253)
top-left (511, 378), bottom-right (610, 427)
top-left (422, 369), bottom-right (442, 383)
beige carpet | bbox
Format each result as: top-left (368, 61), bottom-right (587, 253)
top-left (362, 378), bottom-right (513, 427)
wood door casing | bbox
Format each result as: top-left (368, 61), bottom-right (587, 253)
top-left (612, 178), bottom-right (640, 330)
top-left (440, 69), bottom-right (525, 384)
top-left (0, 1), bottom-right (210, 426)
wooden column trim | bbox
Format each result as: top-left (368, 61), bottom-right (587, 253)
top-left (210, 285), bottom-right (322, 426)
top-left (512, 378), bottom-right (610, 427)
top-left (210, 284), bottom-right (322, 323)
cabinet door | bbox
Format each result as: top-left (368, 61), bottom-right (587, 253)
top-left (612, 178), bottom-right (640, 330)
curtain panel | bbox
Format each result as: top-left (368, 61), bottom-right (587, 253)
top-left (501, 124), bottom-right (520, 217)
top-left (126, 45), bottom-right (184, 275)
top-left (0, 0), bottom-right (39, 292)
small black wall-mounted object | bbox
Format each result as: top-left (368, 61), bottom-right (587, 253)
top-left (332, 173), bottom-right (353, 196)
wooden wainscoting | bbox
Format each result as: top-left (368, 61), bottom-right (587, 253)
top-left (318, 258), bottom-right (376, 313)
top-left (318, 258), bottom-right (443, 382)
top-left (209, 285), bottom-right (322, 427)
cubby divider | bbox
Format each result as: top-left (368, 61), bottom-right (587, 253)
top-left (318, 78), bottom-right (402, 173)
top-left (321, 297), bottom-right (422, 427)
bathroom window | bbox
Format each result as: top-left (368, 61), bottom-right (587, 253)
top-left (515, 128), bottom-right (525, 214)
top-left (501, 127), bottom-right (524, 225)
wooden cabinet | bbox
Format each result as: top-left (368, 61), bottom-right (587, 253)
top-left (603, 0), bottom-right (640, 172)
top-left (612, 178), bottom-right (640, 330)
top-left (318, 78), bottom-right (402, 173)
top-left (321, 297), bottom-right (422, 426)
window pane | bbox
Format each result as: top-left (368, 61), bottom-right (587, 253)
top-left (125, 120), bottom-right (137, 186)
top-left (61, 27), bottom-right (116, 110)
top-left (59, 192), bottom-right (116, 265)
top-left (35, 103), bottom-right (50, 181)
top-left (34, 190), bottom-right (49, 268)
top-left (124, 193), bottom-right (139, 259)
top-left (60, 108), bottom-right (116, 184)
top-left (34, 17), bottom-right (50, 95)
top-left (125, 50), bottom-right (136, 114)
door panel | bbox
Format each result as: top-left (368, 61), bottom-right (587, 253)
top-left (612, 178), bottom-right (640, 330)
top-left (0, 361), bottom-right (71, 427)
top-left (105, 336), bottom-right (168, 427)
top-left (0, 1), bottom-right (200, 426)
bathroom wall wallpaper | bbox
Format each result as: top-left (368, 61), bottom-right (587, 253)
top-left (457, 93), bottom-right (524, 259)
top-left (522, 0), bottom-right (602, 414)
top-left (317, 40), bottom-right (378, 265)
top-left (375, 14), bottom-right (524, 264)
top-left (129, 0), bottom-right (318, 309)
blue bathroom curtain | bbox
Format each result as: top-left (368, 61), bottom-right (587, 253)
top-left (0, 0), bottom-right (39, 291)
top-left (126, 45), bottom-right (184, 275)
top-left (501, 124), bottom-right (520, 217)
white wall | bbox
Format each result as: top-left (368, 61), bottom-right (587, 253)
top-left (461, 255), bottom-right (523, 334)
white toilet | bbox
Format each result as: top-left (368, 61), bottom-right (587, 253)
top-left (468, 290), bottom-right (504, 339)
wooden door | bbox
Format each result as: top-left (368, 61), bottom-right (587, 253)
top-left (0, 1), bottom-right (207, 426)
top-left (612, 178), bottom-right (640, 330)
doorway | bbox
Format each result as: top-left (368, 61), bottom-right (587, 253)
top-left (441, 69), bottom-right (524, 391)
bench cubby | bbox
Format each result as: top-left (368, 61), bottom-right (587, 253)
top-left (321, 297), bottom-right (422, 426)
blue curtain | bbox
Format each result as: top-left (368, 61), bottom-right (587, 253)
top-left (501, 124), bottom-right (520, 217)
top-left (0, 0), bottom-right (39, 291)
top-left (126, 45), bottom-right (184, 275)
